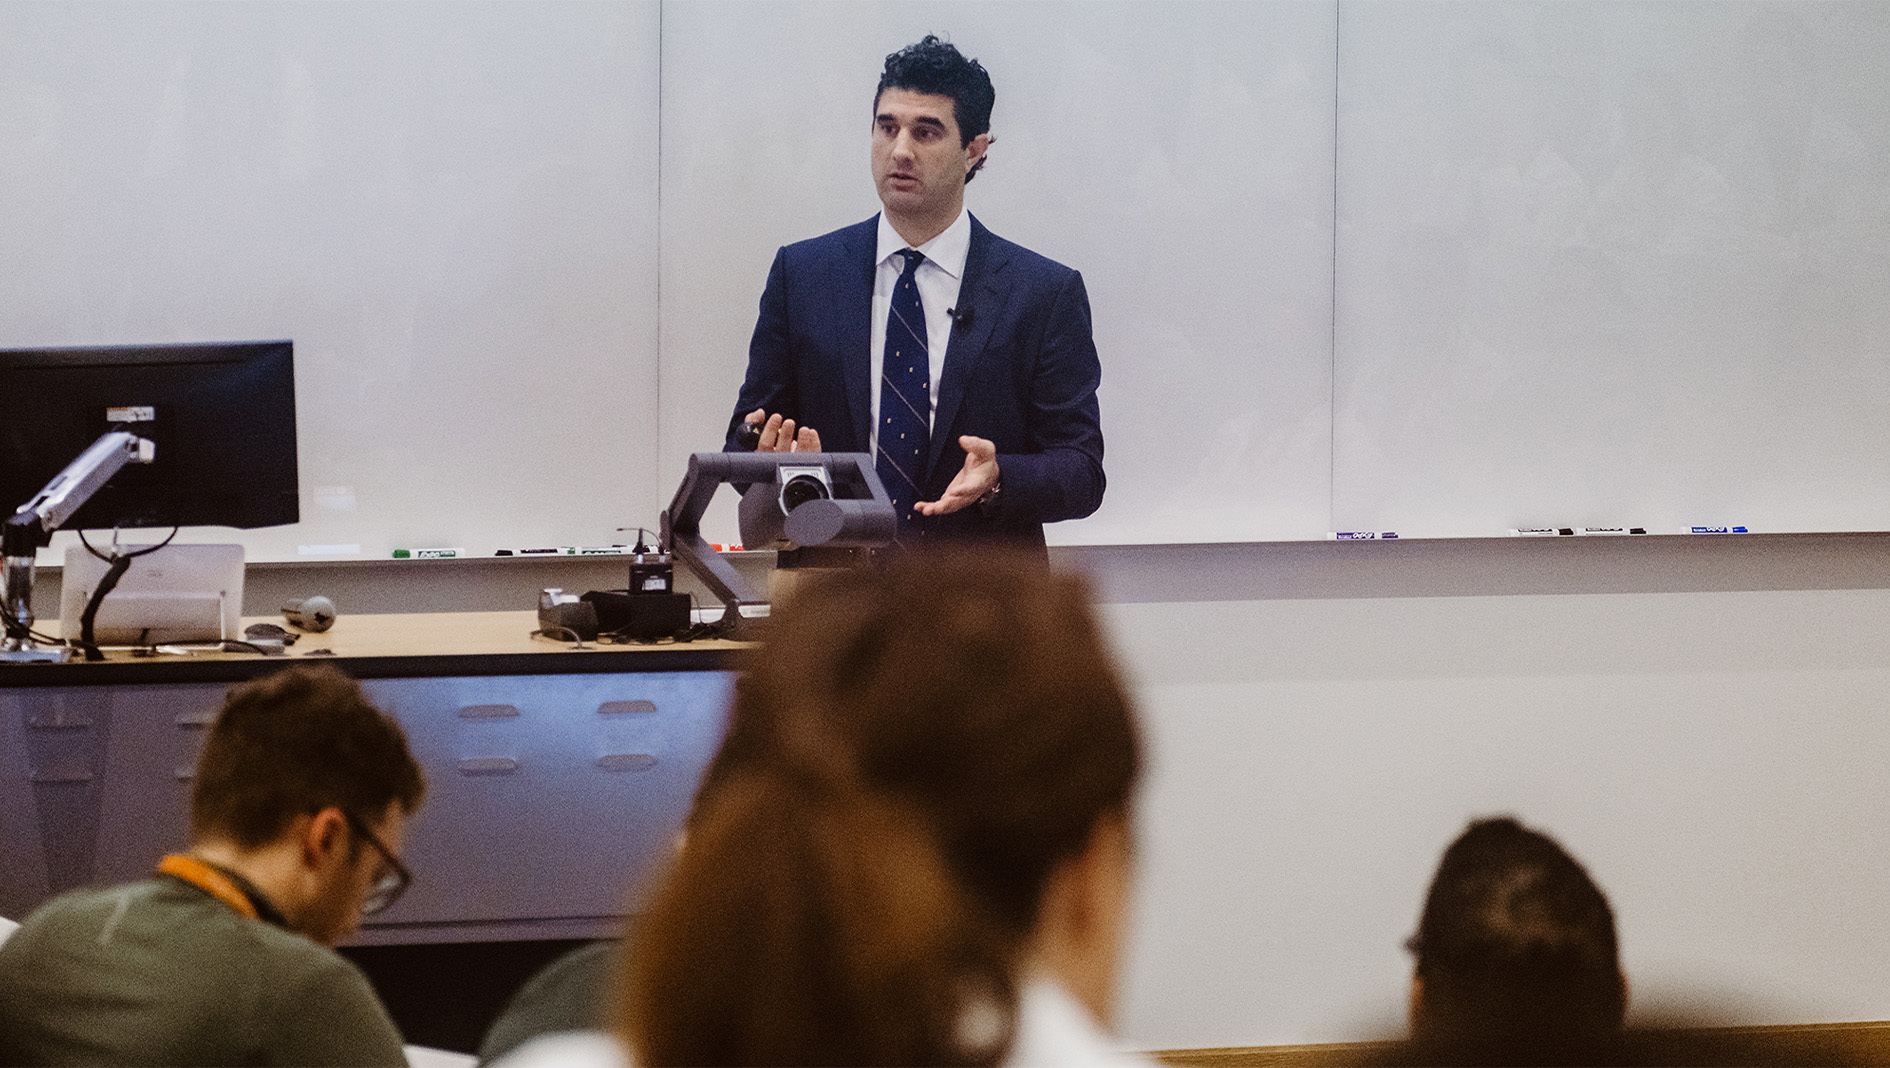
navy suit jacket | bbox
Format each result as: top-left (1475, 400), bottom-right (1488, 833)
top-left (726, 214), bottom-right (1105, 548)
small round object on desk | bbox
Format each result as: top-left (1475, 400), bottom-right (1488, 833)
top-left (283, 595), bottom-right (337, 632)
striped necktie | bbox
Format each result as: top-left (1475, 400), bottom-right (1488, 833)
top-left (877, 249), bottom-right (929, 538)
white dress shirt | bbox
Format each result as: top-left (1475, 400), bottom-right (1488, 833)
top-left (870, 208), bottom-right (970, 455)
top-left (1002, 976), bottom-right (1156, 1068)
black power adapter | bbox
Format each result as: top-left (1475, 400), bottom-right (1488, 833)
top-left (570, 535), bottom-right (689, 641)
top-left (581, 589), bottom-right (690, 640)
top-left (628, 546), bottom-right (674, 595)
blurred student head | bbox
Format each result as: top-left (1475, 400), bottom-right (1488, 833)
top-left (621, 552), bottom-right (1142, 1066)
top-left (1407, 817), bottom-right (1626, 1065)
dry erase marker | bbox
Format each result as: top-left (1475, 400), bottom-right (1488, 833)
top-left (494, 547), bottom-right (563, 556)
top-left (1578, 527), bottom-right (1647, 536)
top-left (1330, 531), bottom-right (1399, 540)
top-left (392, 547), bottom-right (465, 559)
top-left (1689, 526), bottom-right (1750, 534)
top-left (1510, 527), bottom-right (1576, 536)
top-left (563, 545), bottom-right (634, 556)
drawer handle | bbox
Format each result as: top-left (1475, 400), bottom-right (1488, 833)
top-left (597, 753), bottom-right (657, 772)
top-left (30, 769), bottom-right (94, 784)
top-left (598, 700), bottom-right (656, 716)
top-left (175, 710), bottom-right (216, 728)
top-left (457, 757), bottom-right (519, 775)
top-left (459, 704), bottom-right (520, 719)
top-left (27, 713), bottom-right (94, 730)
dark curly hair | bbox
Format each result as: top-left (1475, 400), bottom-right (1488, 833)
top-left (875, 35), bottom-right (995, 182)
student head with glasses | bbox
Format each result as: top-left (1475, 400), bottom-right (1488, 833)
top-left (0, 664), bottom-right (428, 1068)
top-left (187, 664), bottom-right (427, 944)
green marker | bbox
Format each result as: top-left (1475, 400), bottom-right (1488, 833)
top-left (392, 547), bottom-right (466, 559)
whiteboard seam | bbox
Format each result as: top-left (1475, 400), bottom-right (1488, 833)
top-left (655, 0), bottom-right (666, 470)
top-left (1329, 0), bottom-right (1341, 533)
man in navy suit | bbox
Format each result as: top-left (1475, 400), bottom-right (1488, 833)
top-left (727, 36), bottom-right (1104, 550)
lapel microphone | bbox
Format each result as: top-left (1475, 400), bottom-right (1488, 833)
top-left (947, 303), bottom-right (975, 328)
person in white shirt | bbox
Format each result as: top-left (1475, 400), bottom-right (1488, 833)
top-left (497, 552), bottom-right (1146, 1068)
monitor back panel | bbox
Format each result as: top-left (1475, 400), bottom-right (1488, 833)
top-left (60, 543), bottom-right (244, 645)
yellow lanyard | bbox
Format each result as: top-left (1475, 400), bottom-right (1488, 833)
top-left (155, 853), bottom-right (260, 921)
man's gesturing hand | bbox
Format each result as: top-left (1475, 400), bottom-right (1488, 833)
top-left (745, 410), bottom-right (822, 452)
top-left (915, 436), bottom-right (999, 516)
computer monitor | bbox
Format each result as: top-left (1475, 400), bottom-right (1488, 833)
top-left (0, 340), bottom-right (299, 533)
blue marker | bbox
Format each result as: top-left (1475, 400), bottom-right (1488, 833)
top-left (1689, 526), bottom-right (1750, 534)
top-left (1330, 531), bottom-right (1399, 540)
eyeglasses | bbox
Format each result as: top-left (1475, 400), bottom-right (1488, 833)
top-left (342, 811), bottom-right (413, 916)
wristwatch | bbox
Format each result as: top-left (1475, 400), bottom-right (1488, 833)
top-left (977, 477), bottom-right (1002, 517)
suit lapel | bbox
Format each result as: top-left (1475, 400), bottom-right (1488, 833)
top-left (929, 215), bottom-right (1007, 478)
top-left (838, 217), bottom-right (878, 451)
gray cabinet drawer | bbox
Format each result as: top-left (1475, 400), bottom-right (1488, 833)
top-left (358, 671), bottom-right (732, 929)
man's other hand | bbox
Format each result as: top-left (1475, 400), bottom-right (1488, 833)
top-left (746, 410), bottom-right (822, 452)
top-left (915, 436), bottom-right (999, 516)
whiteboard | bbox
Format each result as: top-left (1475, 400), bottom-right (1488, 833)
top-left (0, 0), bottom-right (661, 562)
top-left (7, 1), bottom-right (1890, 557)
top-left (1332, 0), bottom-right (1890, 538)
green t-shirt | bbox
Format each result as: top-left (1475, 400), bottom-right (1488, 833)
top-left (0, 876), bottom-right (407, 1066)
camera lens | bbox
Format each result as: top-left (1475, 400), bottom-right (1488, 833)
top-left (780, 474), bottom-right (829, 511)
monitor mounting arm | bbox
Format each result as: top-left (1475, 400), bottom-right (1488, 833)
top-left (3, 430), bottom-right (155, 659)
